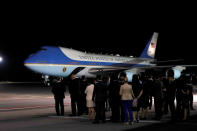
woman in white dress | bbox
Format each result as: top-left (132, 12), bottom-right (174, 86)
top-left (85, 81), bottom-right (95, 120)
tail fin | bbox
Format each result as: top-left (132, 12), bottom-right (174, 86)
top-left (140, 32), bottom-right (159, 59)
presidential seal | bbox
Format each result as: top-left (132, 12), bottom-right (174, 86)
top-left (62, 67), bottom-right (67, 72)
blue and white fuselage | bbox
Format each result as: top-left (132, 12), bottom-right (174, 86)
top-left (24, 33), bottom-right (158, 81)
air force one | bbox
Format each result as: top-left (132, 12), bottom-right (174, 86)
top-left (24, 32), bottom-right (185, 81)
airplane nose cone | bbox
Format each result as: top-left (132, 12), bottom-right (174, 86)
top-left (24, 57), bottom-right (30, 64)
top-left (24, 53), bottom-right (37, 67)
top-left (24, 57), bottom-right (33, 68)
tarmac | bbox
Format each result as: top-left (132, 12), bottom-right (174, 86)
top-left (0, 82), bottom-right (197, 131)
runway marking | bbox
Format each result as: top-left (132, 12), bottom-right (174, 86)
top-left (48, 116), bottom-right (163, 124)
top-left (48, 116), bottom-right (161, 123)
top-left (138, 120), bottom-right (161, 123)
top-left (0, 96), bottom-right (71, 104)
top-left (0, 97), bottom-right (54, 101)
top-left (0, 105), bottom-right (55, 111)
top-left (0, 81), bottom-right (42, 84)
top-left (49, 115), bottom-right (89, 119)
top-left (0, 102), bottom-right (72, 112)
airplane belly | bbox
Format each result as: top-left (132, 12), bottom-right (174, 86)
top-left (25, 64), bottom-right (77, 77)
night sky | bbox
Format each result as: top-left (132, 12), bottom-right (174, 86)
top-left (0, 4), bottom-right (196, 81)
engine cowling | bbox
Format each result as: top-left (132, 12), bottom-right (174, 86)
top-left (169, 66), bottom-right (186, 79)
top-left (124, 71), bottom-right (134, 82)
top-left (121, 68), bottom-right (145, 82)
top-left (122, 69), bottom-right (144, 82)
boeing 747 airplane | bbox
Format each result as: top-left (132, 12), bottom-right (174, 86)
top-left (24, 32), bottom-right (185, 82)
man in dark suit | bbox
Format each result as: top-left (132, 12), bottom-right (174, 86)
top-left (92, 75), bottom-right (107, 123)
top-left (51, 77), bottom-right (66, 116)
top-left (68, 74), bottom-right (82, 116)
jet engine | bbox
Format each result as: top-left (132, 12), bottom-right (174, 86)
top-left (167, 66), bottom-right (186, 79)
top-left (122, 69), bottom-right (144, 82)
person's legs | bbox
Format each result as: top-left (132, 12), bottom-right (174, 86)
top-left (90, 107), bottom-right (95, 120)
top-left (101, 101), bottom-right (106, 122)
top-left (55, 98), bottom-right (60, 116)
top-left (59, 98), bottom-right (64, 116)
top-left (143, 108), bottom-right (148, 119)
top-left (163, 96), bottom-right (169, 114)
top-left (136, 107), bottom-right (142, 122)
top-left (133, 112), bottom-right (136, 120)
top-left (183, 108), bottom-right (188, 120)
top-left (176, 98), bottom-right (182, 120)
top-left (93, 102), bottom-right (100, 123)
top-left (136, 111), bottom-right (140, 122)
top-left (120, 101), bottom-right (125, 122)
top-left (81, 95), bottom-right (87, 114)
top-left (88, 108), bottom-right (92, 119)
top-left (111, 101), bottom-right (115, 121)
top-left (127, 100), bottom-right (133, 122)
top-left (122, 100), bottom-right (128, 122)
top-left (154, 98), bottom-right (162, 120)
top-left (142, 97), bottom-right (149, 119)
top-left (77, 97), bottom-right (82, 116)
top-left (113, 101), bottom-right (121, 122)
top-left (190, 94), bottom-right (194, 110)
top-left (71, 97), bottom-right (76, 115)
top-left (111, 100), bottom-right (120, 122)
top-left (169, 100), bottom-right (176, 121)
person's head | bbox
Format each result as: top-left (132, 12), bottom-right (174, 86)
top-left (147, 75), bottom-right (153, 80)
top-left (94, 78), bottom-right (97, 84)
top-left (119, 72), bottom-right (126, 81)
top-left (124, 77), bottom-right (128, 83)
top-left (167, 69), bottom-right (174, 78)
top-left (70, 73), bottom-right (76, 80)
top-left (58, 77), bottom-right (63, 81)
top-left (53, 77), bottom-right (62, 83)
top-left (132, 74), bottom-right (139, 82)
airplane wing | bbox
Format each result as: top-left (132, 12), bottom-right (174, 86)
top-left (150, 59), bottom-right (184, 64)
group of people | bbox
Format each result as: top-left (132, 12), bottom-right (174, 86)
top-left (152, 71), bottom-right (195, 122)
top-left (50, 71), bottom-right (195, 125)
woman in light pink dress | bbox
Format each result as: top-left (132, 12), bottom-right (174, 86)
top-left (85, 82), bottom-right (95, 120)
